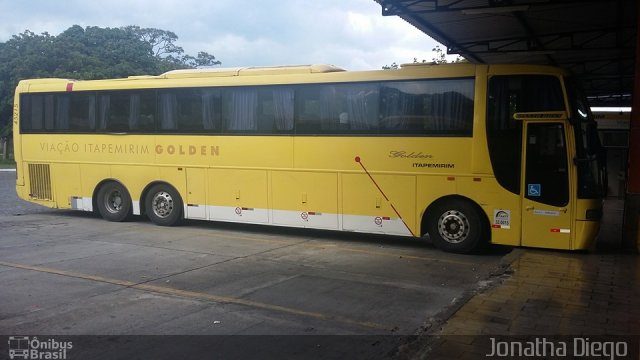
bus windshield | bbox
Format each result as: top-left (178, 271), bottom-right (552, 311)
top-left (566, 77), bottom-right (604, 198)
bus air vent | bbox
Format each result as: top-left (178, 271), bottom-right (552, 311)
top-left (28, 164), bottom-right (53, 201)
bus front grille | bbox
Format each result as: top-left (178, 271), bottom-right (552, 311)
top-left (28, 164), bottom-right (53, 201)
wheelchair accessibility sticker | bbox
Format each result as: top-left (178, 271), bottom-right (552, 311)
top-left (527, 184), bottom-right (541, 197)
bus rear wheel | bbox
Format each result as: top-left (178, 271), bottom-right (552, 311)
top-left (427, 199), bottom-right (486, 253)
top-left (96, 181), bottom-right (132, 222)
top-left (145, 184), bottom-right (183, 226)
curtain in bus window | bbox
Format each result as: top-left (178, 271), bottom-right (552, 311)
top-left (129, 94), bottom-right (140, 130)
top-left (98, 94), bottom-right (110, 130)
top-left (55, 95), bottom-right (70, 130)
top-left (380, 79), bottom-right (473, 134)
top-left (88, 97), bottom-right (96, 130)
top-left (226, 89), bottom-right (257, 131)
top-left (346, 84), bottom-right (379, 130)
top-left (202, 90), bottom-right (217, 130)
top-left (159, 92), bottom-right (178, 130)
top-left (272, 88), bottom-right (294, 131)
top-left (380, 85), bottom-right (414, 130)
top-left (427, 81), bottom-right (473, 133)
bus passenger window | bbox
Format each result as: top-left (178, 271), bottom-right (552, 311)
top-left (342, 83), bottom-right (379, 131)
top-left (175, 89), bottom-right (205, 131)
top-left (55, 95), bottom-right (70, 130)
top-left (68, 93), bottom-right (96, 131)
top-left (294, 83), bottom-right (378, 134)
top-left (135, 91), bottom-right (157, 132)
top-left (201, 89), bottom-right (221, 132)
top-left (222, 89), bottom-right (258, 132)
top-left (261, 87), bottom-right (293, 133)
top-left (159, 92), bottom-right (178, 130)
top-left (380, 79), bottom-right (473, 135)
top-left (295, 86), bottom-right (325, 133)
top-left (160, 88), bottom-right (223, 133)
top-left (21, 94), bottom-right (52, 131)
top-left (98, 93), bottom-right (130, 132)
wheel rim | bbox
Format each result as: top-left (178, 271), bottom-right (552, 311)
top-left (104, 188), bottom-right (124, 214)
top-left (151, 191), bottom-right (174, 218)
top-left (437, 210), bottom-right (470, 244)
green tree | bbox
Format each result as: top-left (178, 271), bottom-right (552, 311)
top-left (382, 62), bottom-right (399, 70)
top-left (125, 26), bottom-right (220, 72)
top-left (0, 25), bottom-right (222, 134)
top-left (430, 45), bottom-right (465, 64)
top-left (382, 45), bottom-right (466, 69)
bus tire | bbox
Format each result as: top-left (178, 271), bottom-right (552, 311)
top-left (96, 181), bottom-right (132, 222)
top-left (145, 184), bottom-right (183, 226)
top-left (427, 198), bottom-right (485, 254)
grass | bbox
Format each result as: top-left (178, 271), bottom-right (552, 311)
top-left (0, 158), bottom-right (16, 169)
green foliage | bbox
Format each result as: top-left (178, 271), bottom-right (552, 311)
top-left (0, 25), bottom-right (221, 134)
top-left (1, 121), bottom-right (11, 138)
top-left (382, 45), bottom-right (466, 69)
top-left (382, 62), bottom-right (399, 70)
top-left (431, 45), bottom-right (466, 64)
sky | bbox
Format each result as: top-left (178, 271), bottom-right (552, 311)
top-left (0, 0), bottom-right (445, 71)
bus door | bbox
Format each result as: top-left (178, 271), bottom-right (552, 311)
top-left (521, 121), bottom-right (573, 249)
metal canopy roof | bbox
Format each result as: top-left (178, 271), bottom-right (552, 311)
top-left (376, 0), bottom-right (637, 106)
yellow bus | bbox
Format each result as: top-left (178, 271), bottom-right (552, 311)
top-left (13, 63), bottom-right (604, 253)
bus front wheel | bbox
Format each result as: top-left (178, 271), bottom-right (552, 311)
top-left (96, 181), bottom-right (132, 222)
top-left (145, 184), bottom-right (183, 226)
top-left (427, 199), bottom-right (486, 253)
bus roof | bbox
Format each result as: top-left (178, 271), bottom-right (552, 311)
top-left (160, 64), bottom-right (346, 79)
top-left (15, 63), bottom-right (568, 93)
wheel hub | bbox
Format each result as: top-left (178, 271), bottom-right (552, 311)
top-left (152, 191), bottom-right (174, 218)
top-left (438, 210), bottom-right (470, 244)
top-left (105, 190), bottom-right (123, 213)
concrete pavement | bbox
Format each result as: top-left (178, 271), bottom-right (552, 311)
top-left (1, 170), bottom-right (637, 359)
top-left (401, 199), bottom-right (640, 359)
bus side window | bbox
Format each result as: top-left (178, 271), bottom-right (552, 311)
top-left (98, 92), bottom-right (130, 132)
top-left (159, 91), bottom-right (178, 131)
top-left (201, 89), bottom-right (221, 133)
top-left (68, 93), bottom-right (96, 132)
top-left (380, 79), bottom-right (473, 135)
top-left (317, 85), bottom-right (340, 132)
top-left (175, 89), bottom-right (205, 132)
top-left (264, 87), bottom-right (294, 133)
top-left (21, 94), bottom-right (47, 132)
top-left (295, 86), bottom-right (323, 134)
top-left (136, 91), bottom-right (157, 132)
top-left (222, 89), bottom-right (258, 132)
top-left (257, 89), bottom-right (275, 133)
top-left (341, 83), bottom-right (379, 132)
top-left (55, 95), bottom-right (71, 130)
